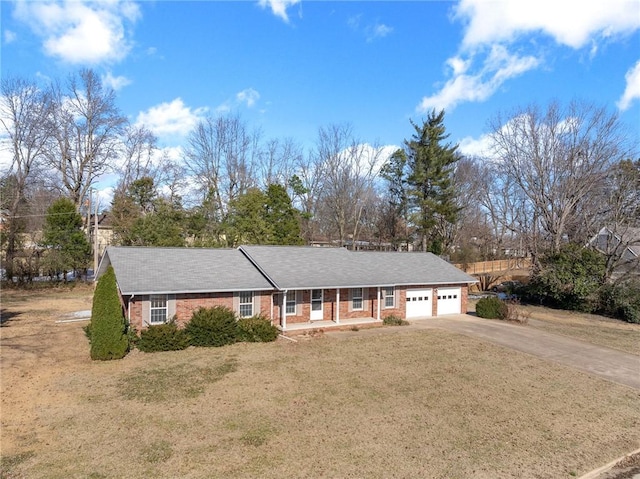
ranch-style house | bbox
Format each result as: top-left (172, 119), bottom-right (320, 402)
top-left (97, 245), bottom-right (478, 333)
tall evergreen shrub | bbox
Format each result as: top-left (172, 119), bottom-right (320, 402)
top-left (90, 266), bottom-right (129, 360)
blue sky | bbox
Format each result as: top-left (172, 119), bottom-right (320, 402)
top-left (2, 0), bottom-right (640, 194)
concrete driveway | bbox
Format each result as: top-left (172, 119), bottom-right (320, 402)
top-left (408, 314), bottom-right (640, 390)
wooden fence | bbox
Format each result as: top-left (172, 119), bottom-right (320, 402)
top-left (454, 258), bottom-right (532, 275)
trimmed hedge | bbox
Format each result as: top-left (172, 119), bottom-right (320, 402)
top-left (90, 266), bottom-right (129, 360)
top-left (185, 306), bottom-right (239, 347)
top-left (475, 296), bottom-right (508, 320)
top-left (137, 320), bottom-right (190, 352)
top-left (237, 315), bottom-right (279, 342)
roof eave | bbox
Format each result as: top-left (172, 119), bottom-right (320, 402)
top-left (277, 279), bottom-right (478, 290)
top-left (118, 287), bottom-right (275, 296)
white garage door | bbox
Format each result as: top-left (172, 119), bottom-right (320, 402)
top-left (406, 289), bottom-right (432, 318)
top-left (437, 287), bottom-right (462, 315)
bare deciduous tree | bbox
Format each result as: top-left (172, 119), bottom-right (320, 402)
top-left (185, 113), bottom-right (259, 218)
top-left (117, 124), bottom-right (157, 192)
top-left (314, 124), bottom-right (381, 246)
top-left (489, 100), bottom-right (630, 257)
top-left (257, 137), bottom-right (302, 190)
top-left (45, 69), bottom-right (127, 209)
top-left (0, 76), bottom-right (51, 278)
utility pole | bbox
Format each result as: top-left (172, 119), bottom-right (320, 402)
top-left (93, 190), bottom-right (99, 279)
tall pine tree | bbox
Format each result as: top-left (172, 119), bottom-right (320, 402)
top-left (42, 197), bottom-right (91, 279)
top-left (401, 110), bottom-right (460, 253)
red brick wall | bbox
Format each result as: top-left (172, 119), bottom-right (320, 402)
top-left (272, 283), bottom-right (471, 324)
top-left (126, 291), bottom-right (272, 331)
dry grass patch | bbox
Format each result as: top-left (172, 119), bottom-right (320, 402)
top-left (119, 357), bottom-right (238, 402)
top-left (2, 288), bottom-right (640, 479)
top-left (469, 299), bottom-right (640, 355)
top-left (523, 305), bottom-right (640, 355)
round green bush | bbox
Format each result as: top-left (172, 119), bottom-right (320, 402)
top-left (185, 306), bottom-right (239, 347)
top-left (237, 315), bottom-right (279, 342)
top-left (475, 296), bottom-right (508, 319)
top-left (137, 321), bottom-right (190, 352)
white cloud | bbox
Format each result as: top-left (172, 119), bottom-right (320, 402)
top-left (216, 88), bottom-right (262, 112)
top-left (617, 60), bottom-right (640, 111)
top-left (367, 23), bottom-right (393, 42)
top-left (455, 0), bottom-right (640, 50)
top-left (458, 133), bottom-right (493, 158)
top-left (257, 0), bottom-right (300, 23)
top-left (348, 15), bottom-right (393, 42)
top-left (4, 30), bottom-right (17, 44)
top-left (418, 45), bottom-right (540, 113)
top-left (446, 56), bottom-right (470, 76)
top-left (13, 0), bottom-right (140, 65)
top-left (102, 72), bottom-right (131, 91)
top-left (236, 88), bottom-right (260, 108)
top-left (135, 98), bottom-right (207, 140)
top-left (417, 0), bottom-right (640, 113)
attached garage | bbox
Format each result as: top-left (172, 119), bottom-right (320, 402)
top-left (405, 288), bottom-right (432, 318)
top-left (437, 287), bottom-right (462, 315)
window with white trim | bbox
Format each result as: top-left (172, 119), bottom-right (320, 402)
top-left (285, 292), bottom-right (296, 315)
top-left (383, 287), bottom-right (395, 308)
top-left (351, 288), bottom-right (363, 310)
top-left (239, 291), bottom-right (254, 318)
top-left (149, 294), bottom-right (168, 324)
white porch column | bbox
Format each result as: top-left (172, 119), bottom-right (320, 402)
top-left (336, 288), bottom-right (340, 324)
top-left (281, 290), bottom-right (287, 331)
top-left (377, 287), bottom-right (381, 321)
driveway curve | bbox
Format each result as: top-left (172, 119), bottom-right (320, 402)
top-left (410, 315), bottom-right (640, 390)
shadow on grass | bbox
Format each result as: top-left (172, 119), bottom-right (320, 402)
top-left (0, 308), bottom-right (22, 326)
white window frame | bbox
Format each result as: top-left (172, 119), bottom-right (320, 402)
top-left (239, 291), bottom-right (254, 318)
top-left (383, 287), bottom-right (395, 308)
top-left (285, 291), bottom-right (297, 315)
top-left (149, 294), bottom-right (168, 324)
top-left (351, 288), bottom-right (363, 311)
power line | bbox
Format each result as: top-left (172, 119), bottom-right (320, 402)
top-left (1, 211), bottom-right (89, 219)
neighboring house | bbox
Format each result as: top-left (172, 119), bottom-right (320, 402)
top-left (97, 245), bottom-right (477, 333)
top-left (587, 226), bottom-right (640, 280)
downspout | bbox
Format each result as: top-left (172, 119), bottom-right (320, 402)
top-left (336, 288), bottom-right (340, 324)
top-left (377, 287), bottom-right (381, 321)
top-left (128, 294), bottom-right (134, 325)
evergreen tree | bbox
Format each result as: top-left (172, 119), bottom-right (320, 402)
top-left (110, 177), bottom-right (185, 246)
top-left (41, 197), bottom-right (91, 279)
top-left (403, 110), bottom-right (460, 253)
top-left (90, 265), bottom-right (129, 360)
top-left (264, 184), bottom-right (303, 245)
top-left (224, 188), bottom-right (271, 246)
top-left (380, 149), bottom-right (410, 249)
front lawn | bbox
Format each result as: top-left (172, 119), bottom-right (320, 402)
top-left (2, 288), bottom-right (639, 478)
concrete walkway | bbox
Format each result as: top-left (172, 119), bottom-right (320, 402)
top-left (329, 314), bottom-right (640, 390)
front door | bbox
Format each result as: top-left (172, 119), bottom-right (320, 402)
top-left (310, 289), bottom-right (323, 320)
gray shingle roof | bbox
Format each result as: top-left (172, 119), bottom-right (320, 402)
top-left (239, 245), bottom-right (477, 290)
top-left (98, 246), bottom-right (274, 295)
